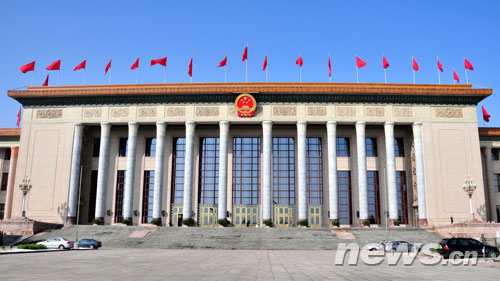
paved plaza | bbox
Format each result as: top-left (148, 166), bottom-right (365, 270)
top-left (1, 249), bottom-right (499, 280)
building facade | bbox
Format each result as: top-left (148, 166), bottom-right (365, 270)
top-left (2, 82), bottom-right (495, 228)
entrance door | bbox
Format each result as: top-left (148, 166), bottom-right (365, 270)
top-left (308, 204), bottom-right (322, 227)
top-left (233, 205), bottom-right (259, 227)
top-left (274, 205), bottom-right (294, 227)
top-left (170, 204), bottom-right (183, 227)
top-left (199, 204), bottom-right (218, 227)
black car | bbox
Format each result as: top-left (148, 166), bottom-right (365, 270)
top-left (76, 239), bottom-right (102, 249)
top-left (438, 238), bottom-right (499, 259)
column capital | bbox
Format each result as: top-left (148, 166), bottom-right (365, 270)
top-left (326, 121), bottom-right (337, 126)
top-left (156, 122), bottom-right (167, 137)
top-left (384, 121), bottom-right (394, 126)
top-left (186, 121), bottom-right (196, 135)
top-left (355, 121), bottom-right (366, 127)
top-left (412, 122), bottom-right (423, 137)
top-left (297, 121), bottom-right (307, 135)
top-left (10, 146), bottom-right (19, 159)
top-left (219, 121), bottom-right (230, 134)
top-left (74, 123), bottom-right (84, 136)
top-left (100, 122), bottom-right (112, 137)
top-left (262, 121), bottom-right (273, 134)
top-left (128, 122), bottom-right (139, 135)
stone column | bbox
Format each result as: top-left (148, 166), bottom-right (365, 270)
top-left (3, 147), bottom-right (18, 220)
top-left (66, 123), bottom-right (84, 224)
top-left (123, 122), bottom-right (139, 224)
top-left (326, 121), bottom-right (338, 222)
top-left (483, 147), bottom-right (496, 221)
top-left (262, 121), bottom-right (273, 222)
top-left (297, 121), bottom-right (308, 224)
top-left (183, 121), bottom-right (196, 220)
top-left (152, 122), bottom-right (167, 223)
top-left (384, 122), bottom-right (398, 226)
top-left (218, 121), bottom-right (230, 220)
top-left (356, 121), bottom-right (368, 225)
top-left (412, 122), bottom-right (428, 226)
top-left (95, 122), bottom-right (111, 223)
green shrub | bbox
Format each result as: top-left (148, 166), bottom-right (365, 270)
top-left (331, 219), bottom-right (340, 227)
top-left (121, 219), bottom-right (130, 225)
top-left (218, 218), bottom-right (230, 227)
top-left (182, 218), bottom-right (195, 226)
top-left (263, 219), bottom-right (273, 227)
top-left (362, 220), bottom-right (371, 227)
top-left (18, 244), bottom-right (47, 250)
top-left (92, 219), bottom-right (101, 225)
top-left (393, 219), bottom-right (401, 226)
top-left (151, 219), bottom-right (162, 226)
top-left (299, 220), bottom-right (309, 227)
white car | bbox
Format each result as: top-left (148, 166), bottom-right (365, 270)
top-left (37, 238), bottom-right (74, 250)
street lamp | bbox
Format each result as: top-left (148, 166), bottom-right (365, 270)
top-left (462, 176), bottom-right (477, 221)
top-left (18, 176), bottom-right (32, 220)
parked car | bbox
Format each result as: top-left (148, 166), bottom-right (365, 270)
top-left (37, 238), bottom-right (74, 250)
top-left (76, 239), bottom-right (102, 249)
top-left (384, 241), bottom-right (419, 252)
top-left (368, 241), bottom-right (387, 251)
top-left (438, 238), bottom-right (499, 259)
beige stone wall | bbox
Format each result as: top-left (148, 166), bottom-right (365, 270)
top-left (480, 140), bottom-right (500, 222)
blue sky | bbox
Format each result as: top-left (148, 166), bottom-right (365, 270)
top-left (0, 0), bottom-right (498, 127)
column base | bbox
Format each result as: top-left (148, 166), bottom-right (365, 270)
top-left (94, 217), bottom-right (104, 225)
top-left (419, 218), bottom-right (428, 227)
top-left (123, 217), bottom-right (133, 225)
top-left (65, 216), bottom-right (77, 225)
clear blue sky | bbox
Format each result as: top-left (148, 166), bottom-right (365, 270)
top-left (0, 0), bottom-right (498, 128)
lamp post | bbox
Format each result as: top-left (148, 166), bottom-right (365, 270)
top-left (18, 176), bottom-right (32, 220)
top-left (462, 176), bottom-right (476, 221)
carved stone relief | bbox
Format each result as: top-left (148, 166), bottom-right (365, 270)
top-left (365, 107), bottom-right (385, 117)
top-left (137, 107), bottom-right (157, 118)
top-left (307, 106), bottom-right (327, 116)
top-left (434, 107), bottom-right (463, 118)
top-left (110, 108), bottom-right (129, 118)
top-left (273, 106), bottom-right (297, 117)
top-left (166, 107), bottom-right (185, 117)
top-left (36, 109), bottom-right (62, 119)
top-left (196, 106), bottom-right (219, 117)
top-left (393, 107), bottom-right (413, 118)
top-left (336, 106), bottom-right (356, 117)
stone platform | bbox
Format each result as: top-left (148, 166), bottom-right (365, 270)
top-left (0, 218), bottom-right (62, 235)
top-left (434, 222), bottom-right (500, 240)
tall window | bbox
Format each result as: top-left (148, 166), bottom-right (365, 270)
top-left (337, 171), bottom-right (351, 225)
top-left (92, 138), bottom-right (100, 157)
top-left (118, 138), bottom-right (128, 157)
top-left (1, 173), bottom-right (8, 191)
top-left (273, 137), bottom-right (295, 205)
top-left (492, 149), bottom-right (500, 161)
top-left (233, 137), bottom-right (261, 205)
top-left (497, 206), bottom-right (500, 223)
top-left (494, 174), bottom-right (500, 193)
top-left (199, 138), bottom-right (219, 204)
top-left (87, 171), bottom-right (98, 223)
top-left (0, 203), bottom-right (4, 220)
top-left (394, 138), bottom-right (405, 157)
top-left (4, 148), bottom-right (11, 160)
top-left (367, 171), bottom-right (380, 224)
top-left (114, 170), bottom-right (126, 223)
top-left (142, 171), bottom-right (155, 223)
top-left (307, 137), bottom-right (323, 205)
top-left (366, 138), bottom-right (378, 157)
top-left (171, 138), bottom-right (186, 204)
top-left (145, 138), bottom-right (156, 157)
top-left (337, 137), bottom-right (350, 157)
top-left (396, 171), bottom-right (408, 224)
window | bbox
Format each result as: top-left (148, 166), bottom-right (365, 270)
top-left (1, 173), bottom-right (8, 191)
top-left (306, 137), bottom-right (323, 205)
top-left (92, 138), bottom-right (100, 157)
top-left (145, 138), bottom-right (156, 157)
top-left (4, 148), bottom-right (11, 160)
top-left (142, 171), bottom-right (155, 223)
top-left (114, 170), bottom-right (126, 223)
top-left (233, 137), bottom-right (261, 205)
top-left (367, 171), bottom-right (380, 224)
top-left (198, 138), bottom-right (219, 205)
top-left (394, 138), bottom-right (405, 157)
top-left (492, 149), bottom-right (500, 161)
top-left (338, 171), bottom-right (352, 225)
top-left (336, 137), bottom-right (350, 157)
top-left (273, 137), bottom-right (295, 205)
top-left (496, 206), bottom-right (500, 223)
top-left (0, 203), bottom-right (4, 220)
top-left (171, 138), bottom-right (186, 204)
top-left (87, 171), bottom-right (98, 223)
top-left (366, 138), bottom-right (378, 157)
top-left (118, 138), bottom-right (128, 157)
top-left (494, 174), bottom-right (500, 193)
top-left (396, 171), bottom-right (408, 224)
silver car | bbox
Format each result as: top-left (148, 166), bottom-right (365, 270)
top-left (37, 238), bottom-right (74, 250)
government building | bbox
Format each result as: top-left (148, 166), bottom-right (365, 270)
top-left (1, 82), bottom-right (499, 229)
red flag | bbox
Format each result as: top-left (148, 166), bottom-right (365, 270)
top-left (382, 56), bottom-right (389, 69)
top-left (464, 58), bottom-right (474, 70)
top-left (262, 56), bottom-right (267, 71)
top-left (19, 61), bottom-right (35, 73)
top-left (296, 56), bottom-right (303, 67)
top-left (73, 60), bottom-right (86, 71)
top-left (151, 57), bottom-right (167, 67)
top-left (131, 58), bottom-right (139, 70)
top-left (453, 69), bottom-right (460, 83)
top-left (437, 59), bottom-right (444, 72)
top-left (328, 55), bottom-right (332, 77)
top-left (105, 59), bottom-right (112, 75)
top-left (217, 56), bottom-right (227, 68)
top-left (482, 105), bottom-right (491, 122)
top-left (46, 60), bottom-right (61, 71)
top-left (356, 56), bottom-right (366, 68)
top-left (242, 46), bottom-right (248, 62)
top-left (188, 57), bottom-right (193, 77)
top-left (16, 107), bottom-right (21, 128)
top-left (42, 74), bottom-right (49, 86)
top-left (412, 57), bottom-right (419, 71)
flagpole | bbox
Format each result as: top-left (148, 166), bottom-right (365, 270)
top-left (164, 65), bottom-right (167, 83)
top-left (299, 53), bottom-right (302, 82)
top-left (265, 53), bottom-right (268, 83)
top-left (453, 68), bottom-right (456, 84)
top-left (384, 69), bottom-right (387, 84)
top-left (191, 54), bottom-right (193, 83)
top-left (412, 56), bottom-right (415, 84)
top-left (108, 57), bottom-right (112, 85)
top-left (245, 43), bottom-right (248, 83)
top-left (329, 53), bottom-right (332, 83)
top-left (464, 57), bottom-right (469, 84)
top-left (437, 56), bottom-right (441, 84)
top-left (83, 68), bottom-right (86, 85)
top-left (355, 54), bottom-right (359, 83)
top-left (57, 70), bottom-right (60, 86)
top-left (136, 68), bottom-right (139, 84)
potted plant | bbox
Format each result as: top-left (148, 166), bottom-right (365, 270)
top-left (92, 219), bottom-right (101, 226)
top-left (182, 218), bottom-right (195, 227)
top-left (362, 219), bottom-right (371, 228)
top-left (331, 219), bottom-right (340, 228)
top-left (299, 220), bottom-right (309, 228)
top-left (263, 219), bottom-right (273, 228)
top-left (121, 219), bottom-right (130, 226)
top-left (218, 218), bottom-right (229, 227)
top-left (393, 219), bottom-right (401, 227)
top-left (151, 219), bottom-right (161, 226)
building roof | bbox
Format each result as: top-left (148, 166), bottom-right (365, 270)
top-left (8, 82), bottom-right (492, 106)
top-left (0, 128), bottom-right (21, 136)
top-left (479, 127), bottom-right (500, 136)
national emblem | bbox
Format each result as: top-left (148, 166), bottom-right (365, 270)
top-left (235, 93), bottom-right (257, 117)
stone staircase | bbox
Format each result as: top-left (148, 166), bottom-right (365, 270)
top-left (23, 225), bottom-right (442, 250)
